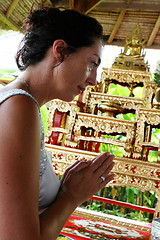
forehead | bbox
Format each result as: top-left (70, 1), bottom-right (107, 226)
top-left (79, 40), bottom-right (102, 58)
top-left (90, 39), bottom-right (102, 52)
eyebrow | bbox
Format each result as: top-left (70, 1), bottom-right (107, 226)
top-left (94, 54), bottom-right (101, 66)
top-left (98, 57), bottom-right (101, 66)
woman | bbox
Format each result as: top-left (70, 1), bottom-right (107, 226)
top-left (0, 6), bottom-right (115, 240)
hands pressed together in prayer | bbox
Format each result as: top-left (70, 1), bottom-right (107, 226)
top-left (60, 152), bottom-right (115, 206)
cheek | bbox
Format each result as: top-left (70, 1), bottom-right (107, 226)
top-left (62, 62), bottom-right (89, 87)
top-left (86, 69), bottom-right (91, 79)
top-left (77, 65), bottom-right (91, 81)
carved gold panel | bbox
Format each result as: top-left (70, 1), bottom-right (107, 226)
top-left (95, 68), bottom-right (158, 110)
top-left (102, 68), bottom-right (152, 84)
top-left (134, 108), bottom-right (160, 160)
top-left (73, 112), bottom-right (136, 157)
top-left (46, 144), bottom-right (160, 190)
top-left (84, 92), bottom-right (143, 114)
top-left (45, 99), bottom-right (77, 143)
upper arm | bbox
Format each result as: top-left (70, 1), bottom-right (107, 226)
top-left (0, 95), bottom-right (41, 239)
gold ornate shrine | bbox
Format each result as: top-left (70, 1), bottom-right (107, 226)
top-left (45, 27), bottom-right (160, 237)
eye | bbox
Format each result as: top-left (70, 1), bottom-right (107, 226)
top-left (90, 61), bottom-right (99, 71)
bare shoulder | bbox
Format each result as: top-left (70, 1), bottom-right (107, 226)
top-left (0, 93), bottom-right (40, 148)
top-left (0, 94), bottom-right (41, 239)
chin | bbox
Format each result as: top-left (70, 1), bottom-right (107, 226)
top-left (59, 94), bottom-right (74, 102)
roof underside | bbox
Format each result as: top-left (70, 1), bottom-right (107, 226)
top-left (0, 0), bottom-right (160, 49)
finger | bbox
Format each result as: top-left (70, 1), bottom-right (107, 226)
top-left (98, 162), bottom-right (115, 184)
top-left (101, 155), bottom-right (115, 173)
top-left (101, 155), bottom-right (115, 172)
top-left (99, 173), bottom-right (115, 187)
top-left (61, 160), bottom-right (81, 184)
top-left (96, 161), bottom-right (115, 179)
top-left (66, 157), bottom-right (89, 171)
top-left (61, 159), bottom-right (91, 184)
top-left (68, 160), bottom-right (92, 175)
top-left (65, 160), bottom-right (81, 173)
top-left (90, 152), bottom-right (113, 172)
top-left (105, 161), bottom-right (115, 175)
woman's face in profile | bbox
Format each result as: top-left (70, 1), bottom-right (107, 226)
top-left (54, 39), bottom-right (102, 102)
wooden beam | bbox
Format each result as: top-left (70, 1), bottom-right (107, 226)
top-left (85, 0), bottom-right (104, 14)
top-left (147, 14), bottom-right (160, 47)
top-left (6, 0), bottom-right (20, 18)
top-left (0, 21), bottom-right (8, 30)
top-left (75, 0), bottom-right (87, 13)
top-left (92, 2), bottom-right (160, 12)
top-left (69, 0), bottom-right (75, 9)
top-left (103, 39), bottom-right (160, 50)
top-left (108, 10), bottom-right (126, 44)
top-left (0, 10), bottom-right (21, 32)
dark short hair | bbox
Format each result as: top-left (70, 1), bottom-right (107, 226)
top-left (16, 7), bottom-right (103, 71)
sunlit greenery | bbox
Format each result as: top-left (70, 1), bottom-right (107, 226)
top-left (100, 135), bottom-right (124, 157)
top-left (107, 83), bottom-right (143, 99)
top-left (83, 187), bottom-right (156, 223)
top-left (0, 69), bottom-right (16, 81)
top-left (40, 105), bottom-right (48, 134)
top-left (108, 83), bottom-right (130, 96)
top-left (154, 60), bottom-right (160, 86)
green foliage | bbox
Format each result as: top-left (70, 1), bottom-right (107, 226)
top-left (0, 69), bottom-right (16, 81)
top-left (117, 112), bottom-right (135, 121)
top-left (108, 83), bottom-right (130, 96)
top-left (154, 73), bottom-right (160, 86)
top-left (148, 150), bottom-right (158, 163)
top-left (126, 188), bottom-right (136, 204)
top-left (133, 87), bottom-right (143, 98)
top-left (84, 187), bottom-right (156, 223)
top-left (153, 60), bottom-right (160, 85)
top-left (107, 83), bottom-right (143, 99)
top-left (151, 128), bottom-right (160, 144)
top-left (100, 134), bottom-right (124, 157)
top-left (40, 105), bottom-right (48, 134)
top-left (147, 128), bottom-right (160, 162)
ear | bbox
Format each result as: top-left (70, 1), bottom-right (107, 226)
top-left (52, 39), bottom-right (67, 62)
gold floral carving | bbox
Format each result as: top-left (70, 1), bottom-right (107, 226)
top-left (86, 92), bottom-right (143, 113)
top-left (46, 145), bottom-right (160, 186)
top-left (45, 99), bottom-right (77, 142)
top-left (96, 68), bottom-right (158, 110)
top-left (73, 112), bottom-right (135, 157)
top-left (134, 108), bottom-right (160, 159)
top-left (102, 68), bottom-right (151, 83)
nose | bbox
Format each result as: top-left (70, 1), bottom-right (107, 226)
top-left (86, 69), bottom-right (97, 86)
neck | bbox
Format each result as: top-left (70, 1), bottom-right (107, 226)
top-left (18, 49), bottom-right (59, 106)
top-left (18, 69), bottom-right (54, 107)
top-left (18, 78), bottom-right (32, 95)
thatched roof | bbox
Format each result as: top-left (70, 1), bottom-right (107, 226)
top-left (0, 0), bottom-right (160, 49)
